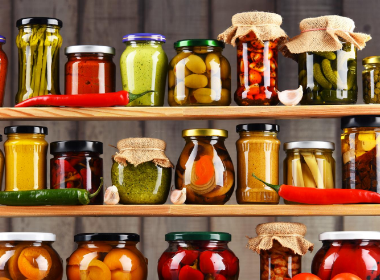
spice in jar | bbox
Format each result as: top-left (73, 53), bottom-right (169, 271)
top-left (0, 35), bottom-right (8, 107)
top-left (362, 56), bottom-right (380, 104)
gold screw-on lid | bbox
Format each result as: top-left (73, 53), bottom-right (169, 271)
top-left (363, 56), bottom-right (380, 65)
top-left (182, 129), bottom-right (228, 138)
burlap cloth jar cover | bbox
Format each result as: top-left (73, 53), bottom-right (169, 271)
top-left (247, 222), bottom-right (313, 255)
top-left (113, 138), bottom-right (173, 168)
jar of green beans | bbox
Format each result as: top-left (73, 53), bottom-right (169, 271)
top-left (15, 17), bottom-right (63, 104)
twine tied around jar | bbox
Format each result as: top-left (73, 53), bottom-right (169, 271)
top-left (113, 138), bottom-right (173, 168)
top-left (247, 222), bottom-right (314, 255)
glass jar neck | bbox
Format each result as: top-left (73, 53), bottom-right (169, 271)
top-left (176, 46), bottom-right (222, 54)
top-left (125, 40), bottom-right (164, 48)
top-left (77, 240), bottom-right (138, 248)
top-left (7, 133), bottom-right (46, 140)
top-left (168, 240), bottom-right (229, 250)
top-left (67, 53), bottom-right (114, 61)
top-left (184, 136), bottom-right (226, 144)
top-left (52, 151), bottom-right (101, 157)
top-left (0, 44), bottom-right (3, 50)
top-left (18, 25), bottom-right (60, 32)
top-left (286, 148), bottom-right (333, 154)
top-left (238, 131), bottom-right (278, 138)
top-left (364, 63), bottom-right (380, 70)
top-left (343, 127), bottom-right (380, 134)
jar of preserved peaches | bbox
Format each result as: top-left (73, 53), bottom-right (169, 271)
top-left (168, 39), bottom-right (231, 106)
top-left (158, 232), bottom-right (239, 280)
top-left (0, 232), bottom-right (63, 279)
top-left (175, 129), bottom-right (235, 204)
top-left (0, 35), bottom-right (8, 107)
top-left (67, 233), bottom-right (148, 280)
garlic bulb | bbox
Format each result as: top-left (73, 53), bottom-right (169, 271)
top-left (278, 86), bottom-right (303, 106)
top-left (104, 185), bottom-right (120, 205)
top-left (170, 188), bottom-right (187, 205)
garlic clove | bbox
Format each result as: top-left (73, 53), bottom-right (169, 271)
top-left (170, 188), bottom-right (187, 205)
top-left (104, 185), bottom-right (120, 205)
top-left (278, 85), bottom-right (303, 106)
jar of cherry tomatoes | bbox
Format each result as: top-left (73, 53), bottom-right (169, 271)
top-left (158, 232), bottom-right (239, 280)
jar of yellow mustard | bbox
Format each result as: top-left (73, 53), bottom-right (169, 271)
top-left (4, 126), bottom-right (48, 191)
top-left (0, 135), bottom-right (4, 190)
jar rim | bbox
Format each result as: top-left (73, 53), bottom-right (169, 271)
top-left (65, 45), bottom-right (115, 55)
top-left (165, 232), bottom-right (231, 242)
top-left (0, 232), bottom-right (55, 241)
top-left (182, 129), bottom-right (228, 138)
top-left (4, 126), bottom-right (48, 135)
top-left (363, 56), bottom-right (380, 65)
top-left (320, 231), bottom-right (380, 241)
top-left (50, 141), bottom-right (103, 154)
top-left (74, 233), bottom-right (140, 242)
top-left (284, 141), bottom-right (335, 151)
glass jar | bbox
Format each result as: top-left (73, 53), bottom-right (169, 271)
top-left (65, 45), bottom-right (116, 95)
top-left (168, 39), bottom-right (231, 106)
top-left (120, 33), bottom-right (167, 106)
top-left (341, 116), bottom-right (380, 191)
top-left (362, 56), bottom-right (380, 104)
top-left (299, 42), bottom-right (357, 105)
top-left (0, 232), bottom-right (63, 279)
top-left (236, 124), bottom-right (280, 204)
top-left (0, 35), bottom-right (8, 107)
top-left (158, 232), bottom-right (239, 280)
top-left (311, 231), bottom-right (380, 280)
top-left (175, 129), bottom-right (235, 204)
top-left (15, 17), bottom-right (63, 104)
top-left (235, 32), bottom-right (279, 106)
top-left (67, 233), bottom-right (147, 280)
top-left (50, 141), bottom-right (103, 205)
top-left (4, 126), bottom-right (48, 191)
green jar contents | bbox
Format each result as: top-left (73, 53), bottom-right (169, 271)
top-left (111, 138), bottom-right (173, 204)
top-left (120, 33), bottom-right (168, 106)
top-left (363, 56), bottom-right (380, 103)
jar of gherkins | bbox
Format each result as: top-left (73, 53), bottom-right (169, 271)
top-left (363, 56), bottom-right (380, 104)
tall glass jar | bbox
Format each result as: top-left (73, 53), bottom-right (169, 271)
top-left (120, 33), bottom-right (167, 106)
top-left (236, 124), bottom-right (280, 204)
top-left (16, 17), bottom-right (63, 104)
top-left (168, 39), bottom-right (231, 106)
top-left (362, 56), bottom-right (380, 104)
top-left (0, 35), bottom-right (8, 107)
top-left (4, 126), bottom-right (48, 191)
top-left (175, 129), bottom-right (235, 204)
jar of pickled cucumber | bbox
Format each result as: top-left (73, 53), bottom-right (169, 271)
top-left (168, 39), bottom-right (231, 106)
top-left (363, 56), bottom-right (380, 104)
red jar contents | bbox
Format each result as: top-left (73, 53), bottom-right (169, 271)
top-left (0, 36), bottom-right (8, 106)
top-left (50, 141), bottom-right (103, 204)
top-left (312, 231), bottom-right (380, 280)
top-left (158, 232), bottom-right (239, 280)
top-left (65, 45), bottom-right (116, 95)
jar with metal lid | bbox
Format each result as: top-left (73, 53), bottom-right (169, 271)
top-left (312, 231), bottom-right (380, 280)
top-left (236, 124), bottom-right (280, 204)
top-left (65, 45), bottom-right (116, 95)
top-left (175, 129), bottom-right (235, 204)
top-left (4, 126), bottom-right (48, 191)
top-left (0, 35), bottom-right (8, 107)
top-left (50, 141), bottom-right (103, 205)
top-left (341, 115), bottom-right (380, 192)
top-left (67, 233), bottom-right (147, 280)
top-left (0, 232), bottom-right (63, 279)
top-left (362, 56), bottom-right (380, 103)
top-left (168, 39), bottom-right (231, 106)
top-left (16, 17), bottom-right (63, 104)
top-left (158, 232), bottom-right (239, 280)
top-left (121, 33), bottom-right (167, 106)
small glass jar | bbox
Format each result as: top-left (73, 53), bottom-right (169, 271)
top-left (175, 129), bottom-right (235, 204)
top-left (158, 232), bottom-right (239, 280)
top-left (4, 126), bottom-right (48, 191)
top-left (299, 42), bottom-right (357, 105)
top-left (50, 141), bottom-right (103, 205)
top-left (312, 231), bottom-right (380, 279)
top-left (168, 39), bottom-right (231, 106)
top-left (15, 17), bottom-right (63, 104)
top-left (67, 233), bottom-right (148, 280)
top-left (120, 33), bottom-right (167, 106)
top-left (236, 124), bottom-right (280, 204)
top-left (0, 232), bottom-right (63, 279)
top-left (362, 56), bottom-right (380, 104)
top-left (65, 45), bottom-right (116, 95)
top-left (0, 35), bottom-right (8, 107)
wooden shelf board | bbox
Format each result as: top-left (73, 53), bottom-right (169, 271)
top-left (1, 105), bottom-right (380, 120)
top-left (0, 204), bottom-right (379, 217)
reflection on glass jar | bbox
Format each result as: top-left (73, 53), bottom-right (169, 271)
top-left (175, 129), bottom-right (234, 204)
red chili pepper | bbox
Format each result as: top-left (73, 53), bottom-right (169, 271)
top-left (178, 250), bottom-right (199, 265)
top-left (158, 252), bottom-right (175, 280)
top-left (15, 90), bottom-right (154, 107)
top-left (317, 242), bottom-right (342, 280)
top-left (220, 250), bottom-right (239, 276)
top-left (199, 251), bottom-right (226, 275)
top-left (178, 265), bottom-right (204, 280)
top-left (252, 173), bottom-right (380, 204)
top-left (161, 251), bottom-right (186, 280)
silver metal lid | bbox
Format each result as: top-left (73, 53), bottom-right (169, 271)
top-left (283, 141), bottom-right (335, 151)
top-left (65, 45), bottom-right (115, 55)
top-left (320, 231), bottom-right (380, 241)
top-left (0, 232), bottom-right (56, 241)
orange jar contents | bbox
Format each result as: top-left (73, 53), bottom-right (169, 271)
top-left (67, 233), bottom-right (148, 280)
top-left (0, 232), bottom-right (63, 280)
top-left (0, 35), bottom-right (8, 107)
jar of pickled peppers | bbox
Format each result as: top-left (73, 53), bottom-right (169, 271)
top-left (0, 35), bottom-right (8, 107)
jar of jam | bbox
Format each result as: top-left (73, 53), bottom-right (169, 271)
top-left (158, 232), bottom-right (239, 280)
top-left (0, 35), bottom-right (8, 107)
top-left (50, 141), bottom-right (103, 205)
top-left (65, 45), bottom-right (116, 95)
top-left (0, 232), bottom-right (63, 279)
top-left (175, 129), bottom-right (235, 204)
top-left (67, 233), bottom-right (148, 280)
top-left (4, 126), bottom-right (48, 191)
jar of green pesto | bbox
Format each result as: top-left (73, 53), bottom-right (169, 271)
top-left (111, 138), bottom-right (173, 204)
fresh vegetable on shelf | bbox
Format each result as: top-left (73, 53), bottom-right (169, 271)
top-left (292, 273), bottom-right (322, 280)
top-left (104, 185), bottom-right (120, 205)
top-left (332, 273), bottom-right (362, 280)
top-left (278, 86), bottom-right (303, 106)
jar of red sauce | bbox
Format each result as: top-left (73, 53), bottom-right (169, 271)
top-left (312, 231), bottom-right (380, 280)
top-left (65, 45), bottom-right (116, 95)
top-left (0, 35), bottom-right (7, 107)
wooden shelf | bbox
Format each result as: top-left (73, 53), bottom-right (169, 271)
top-left (1, 105), bottom-right (380, 121)
top-left (0, 204), bottom-right (379, 217)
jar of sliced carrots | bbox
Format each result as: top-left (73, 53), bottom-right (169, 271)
top-left (0, 232), bottom-right (63, 279)
top-left (67, 233), bottom-right (148, 280)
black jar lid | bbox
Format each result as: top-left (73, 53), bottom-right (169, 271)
top-left (236, 123), bottom-right (279, 133)
top-left (165, 232), bottom-right (231, 242)
top-left (50, 141), bottom-right (103, 154)
top-left (4, 126), bottom-right (48, 135)
top-left (341, 115), bottom-right (380, 129)
top-left (74, 233), bottom-right (140, 242)
top-left (16, 17), bottom-right (63, 28)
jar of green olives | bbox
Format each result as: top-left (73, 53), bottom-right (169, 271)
top-left (363, 56), bottom-right (380, 104)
